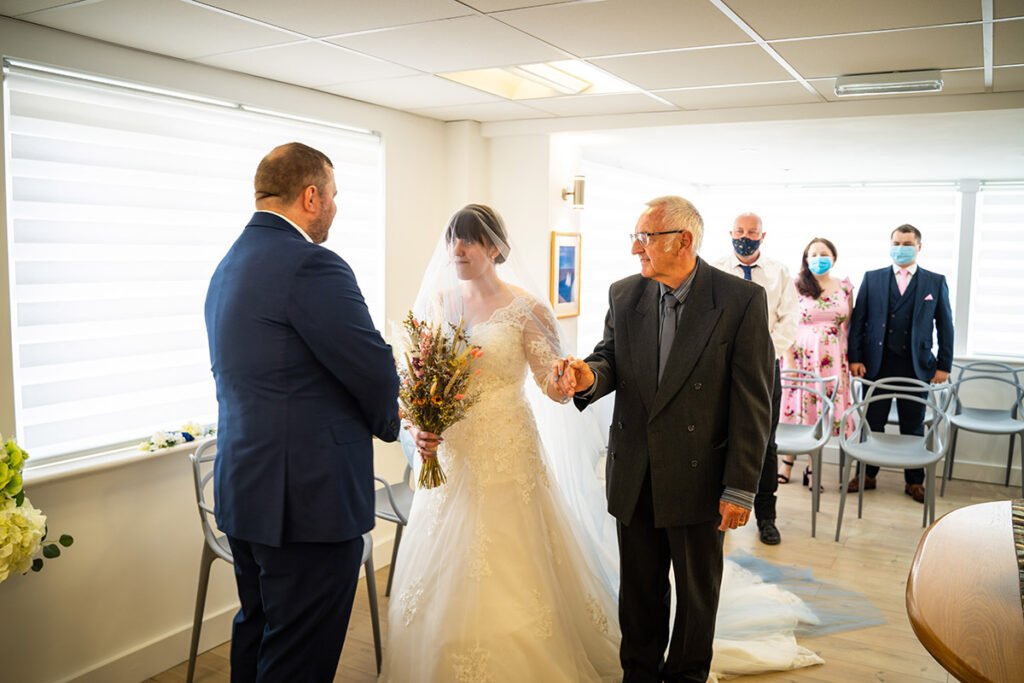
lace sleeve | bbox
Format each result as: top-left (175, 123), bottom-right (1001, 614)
top-left (521, 297), bottom-right (564, 393)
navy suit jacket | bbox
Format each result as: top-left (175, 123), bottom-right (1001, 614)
top-left (848, 266), bottom-right (954, 381)
top-left (205, 211), bottom-right (400, 546)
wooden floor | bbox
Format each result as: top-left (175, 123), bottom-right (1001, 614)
top-left (152, 464), bottom-right (1019, 683)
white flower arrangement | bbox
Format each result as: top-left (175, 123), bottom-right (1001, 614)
top-left (0, 437), bottom-right (73, 584)
top-left (138, 421), bottom-right (216, 452)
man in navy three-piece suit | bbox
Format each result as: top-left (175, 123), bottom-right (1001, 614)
top-left (847, 223), bottom-right (954, 503)
top-left (205, 142), bottom-right (400, 682)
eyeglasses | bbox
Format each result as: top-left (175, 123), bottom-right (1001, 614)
top-left (629, 230), bottom-right (683, 247)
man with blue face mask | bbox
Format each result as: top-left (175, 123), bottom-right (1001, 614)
top-left (713, 213), bottom-right (799, 545)
top-left (847, 224), bottom-right (954, 503)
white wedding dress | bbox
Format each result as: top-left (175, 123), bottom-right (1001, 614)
top-left (381, 294), bottom-right (824, 682)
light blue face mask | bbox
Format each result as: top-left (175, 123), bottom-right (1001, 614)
top-left (807, 256), bottom-right (833, 276)
top-left (890, 245), bottom-right (916, 266)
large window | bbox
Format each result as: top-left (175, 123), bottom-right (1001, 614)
top-left (3, 63), bottom-right (384, 462)
top-left (968, 186), bottom-right (1024, 357)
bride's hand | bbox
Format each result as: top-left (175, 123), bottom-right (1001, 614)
top-left (407, 424), bottom-right (442, 458)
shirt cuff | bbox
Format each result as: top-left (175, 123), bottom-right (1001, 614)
top-left (721, 487), bottom-right (754, 510)
top-left (575, 379), bottom-right (598, 400)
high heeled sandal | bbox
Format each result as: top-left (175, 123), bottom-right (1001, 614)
top-left (777, 457), bottom-right (796, 484)
top-left (803, 467), bottom-right (824, 492)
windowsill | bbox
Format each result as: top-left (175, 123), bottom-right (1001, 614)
top-left (23, 437), bottom-right (213, 486)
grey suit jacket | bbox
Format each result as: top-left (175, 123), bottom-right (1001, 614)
top-left (575, 258), bottom-right (775, 528)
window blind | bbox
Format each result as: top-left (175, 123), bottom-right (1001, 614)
top-left (968, 186), bottom-right (1024, 357)
top-left (4, 64), bottom-right (384, 461)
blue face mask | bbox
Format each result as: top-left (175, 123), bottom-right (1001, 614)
top-left (890, 245), bottom-right (916, 266)
top-left (732, 237), bottom-right (761, 257)
top-left (807, 256), bottom-right (833, 276)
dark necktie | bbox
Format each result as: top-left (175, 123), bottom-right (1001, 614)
top-left (658, 293), bottom-right (679, 383)
top-left (739, 264), bottom-right (754, 281)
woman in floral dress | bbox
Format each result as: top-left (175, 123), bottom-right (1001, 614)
top-left (779, 237), bottom-right (854, 487)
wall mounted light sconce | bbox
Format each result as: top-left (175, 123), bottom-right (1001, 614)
top-left (561, 175), bottom-right (585, 209)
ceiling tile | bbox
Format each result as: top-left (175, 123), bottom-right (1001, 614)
top-left (592, 45), bottom-right (792, 90)
top-left (658, 82), bottom-right (820, 110)
top-left (459, 0), bottom-right (568, 11)
top-left (328, 15), bottom-right (566, 72)
top-left (526, 92), bottom-right (676, 116)
top-left (200, 0), bottom-right (473, 38)
top-left (197, 41), bottom-right (417, 87)
top-left (410, 100), bottom-right (550, 122)
top-left (993, 65), bottom-right (1024, 92)
top-left (320, 74), bottom-right (503, 109)
top-left (994, 19), bottom-right (1024, 65)
top-left (772, 24), bottom-right (983, 79)
top-left (995, 0), bottom-right (1024, 19)
top-left (807, 69), bottom-right (986, 102)
top-left (0, 0), bottom-right (79, 15)
top-left (725, 0), bottom-right (980, 41)
top-left (16, 0), bottom-right (296, 59)
top-left (494, 0), bottom-right (750, 58)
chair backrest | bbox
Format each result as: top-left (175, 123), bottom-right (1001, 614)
top-left (950, 374), bottom-right (1024, 417)
top-left (189, 437), bottom-right (231, 562)
top-left (779, 380), bottom-right (834, 441)
top-left (781, 369), bottom-right (841, 402)
top-left (852, 376), bottom-right (953, 412)
top-left (374, 465), bottom-right (413, 526)
top-left (841, 392), bottom-right (952, 457)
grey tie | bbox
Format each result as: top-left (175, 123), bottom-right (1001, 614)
top-left (658, 292), bottom-right (679, 383)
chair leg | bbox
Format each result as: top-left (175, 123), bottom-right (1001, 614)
top-left (187, 544), bottom-right (216, 683)
top-left (810, 449), bottom-right (821, 538)
top-left (364, 555), bottom-right (382, 674)
top-left (836, 454), bottom-right (854, 542)
top-left (941, 425), bottom-right (959, 498)
top-left (838, 447), bottom-right (845, 485)
top-left (857, 464), bottom-right (865, 519)
top-left (1006, 433), bottom-right (1017, 488)
top-left (385, 523), bottom-right (403, 598)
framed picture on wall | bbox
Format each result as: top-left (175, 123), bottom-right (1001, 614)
top-left (550, 232), bottom-right (582, 318)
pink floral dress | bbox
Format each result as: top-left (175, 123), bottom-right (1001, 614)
top-left (781, 277), bottom-right (854, 437)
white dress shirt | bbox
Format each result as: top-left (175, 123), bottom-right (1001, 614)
top-left (712, 253), bottom-right (799, 360)
top-left (257, 209), bottom-right (314, 243)
top-left (892, 263), bottom-right (919, 278)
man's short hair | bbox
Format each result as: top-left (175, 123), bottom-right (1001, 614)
top-left (254, 142), bottom-right (333, 204)
top-left (646, 195), bottom-right (705, 250)
top-left (891, 223), bottom-right (922, 243)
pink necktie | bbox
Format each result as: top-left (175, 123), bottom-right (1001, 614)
top-left (897, 269), bottom-right (910, 295)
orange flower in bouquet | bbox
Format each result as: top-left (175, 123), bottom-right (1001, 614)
top-left (397, 312), bottom-right (483, 489)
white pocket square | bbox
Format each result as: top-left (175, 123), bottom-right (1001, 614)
top-left (924, 294), bottom-right (934, 301)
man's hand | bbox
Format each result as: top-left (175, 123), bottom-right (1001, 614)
top-left (551, 356), bottom-right (595, 397)
top-left (406, 424), bottom-right (441, 459)
top-left (850, 362), bottom-right (866, 378)
top-left (931, 369), bottom-right (949, 384)
top-left (718, 501), bottom-right (751, 531)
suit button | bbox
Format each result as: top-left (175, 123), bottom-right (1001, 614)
top-left (891, 314), bottom-right (895, 319)
top-left (617, 421), bottom-right (624, 430)
top-left (609, 450), bottom-right (616, 460)
top-left (693, 382), bottom-right (702, 390)
top-left (619, 381), bottom-right (626, 389)
top-left (687, 424), bottom-right (695, 432)
top-left (389, 420), bottom-right (397, 431)
top-left (878, 341), bottom-right (883, 346)
top-left (691, 460), bottom-right (699, 468)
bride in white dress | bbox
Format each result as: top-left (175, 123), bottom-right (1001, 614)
top-left (381, 205), bottom-right (823, 682)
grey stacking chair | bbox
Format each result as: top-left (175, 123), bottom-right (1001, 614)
top-left (835, 383), bottom-right (951, 542)
top-left (186, 438), bottom-right (383, 681)
top-left (776, 372), bottom-right (834, 537)
top-left (374, 463), bottom-right (413, 597)
top-left (940, 362), bottom-right (1024, 497)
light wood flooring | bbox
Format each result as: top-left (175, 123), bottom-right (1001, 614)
top-left (151, 464), bottom-right (1021, 683)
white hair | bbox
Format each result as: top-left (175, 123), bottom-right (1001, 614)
top-left (645, 195), bottom-right (705, 251)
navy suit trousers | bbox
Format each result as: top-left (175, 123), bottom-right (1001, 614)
top-left (227, 535), bottom-right (364, 683)
top-left (863, 352), bottom-right (926, 485)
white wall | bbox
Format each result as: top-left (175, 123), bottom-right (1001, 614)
top-left (0, 17), bottom-right (448, 683)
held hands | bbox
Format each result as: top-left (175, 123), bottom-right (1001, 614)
top-left (718, 501), bottom-right (751, 532)
top-left (931, 370), bottom-right (949, 384)
top-left (849, 362), bottom-right (866, 378)
top-left (550, 356), bottom-right (595, 399)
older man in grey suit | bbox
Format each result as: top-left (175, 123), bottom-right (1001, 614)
top-left (556, 196), bottom-right (774, 683)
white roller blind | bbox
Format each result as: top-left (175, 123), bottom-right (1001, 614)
top-left (968, 186), bottom-right (1024, 357)
top-left (4, 65), bottom-right (384, 461)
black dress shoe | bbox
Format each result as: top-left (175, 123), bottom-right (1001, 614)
top-left (757, 519), bottom-right (781, 545)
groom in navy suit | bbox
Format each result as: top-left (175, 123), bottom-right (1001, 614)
top-left (205, 143), bottom-right (400, 682)
top-left (848, 223), bottom-right (953, 502)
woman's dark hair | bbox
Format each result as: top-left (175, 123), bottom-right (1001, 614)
top-left (796, 237), bottom-right (838, 299)
top-left (444, 204), bottom-right (510, 264)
